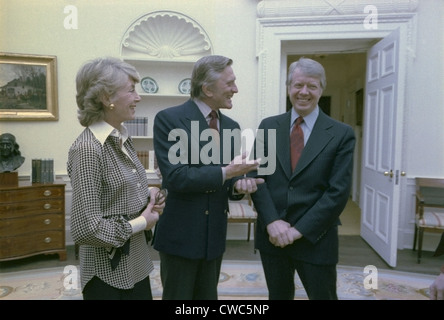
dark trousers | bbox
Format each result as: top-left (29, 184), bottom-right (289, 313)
top-left (159, 251), bottom-right (223, 300)
top-left (83, 276), bottom-right (153, 300)
top-left (260, 251), bottom-right (338, 300)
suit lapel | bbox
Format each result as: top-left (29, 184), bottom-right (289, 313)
top-left (180, 101), bottom-right (209, 150)
top-left (218, 111), bottom-right (240, 163)
top-left (275, 112), bottom-right (293, 179)
top-left (180, 101), bottom-right (223, 163)
top-left (291, 111), bottom-right (334, 177)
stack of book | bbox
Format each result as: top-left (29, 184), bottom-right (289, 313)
top-left (125, 117), bottom-right (149, 136)
top-left (32, 158), bottom-right (54, 183)
top-left (137, 150), bottom-right (149, 169)
top-left (136, 150), bottom-right (156, 171)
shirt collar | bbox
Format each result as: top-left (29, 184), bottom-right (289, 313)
top-left (193, 98), bottom-right (218, 119)
top-left (88, 120), bottom-right (129, 146)
top-left (291, 106), bottom-right (319, 131)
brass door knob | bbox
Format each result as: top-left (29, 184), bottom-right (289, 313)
top-left (384, 170), bottom-right (393, 178)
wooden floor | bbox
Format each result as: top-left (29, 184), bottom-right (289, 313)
top-left (1, 199), bottom-right (443, 276)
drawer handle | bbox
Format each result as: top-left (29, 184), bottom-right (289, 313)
top-left (44, 218), bottom-right (51, 225)
top-left (44, 237), bottom-right (52, 243)
top-left (44, 190), bottom-right (52, 196)
top-left (44, 203), bottom-right (51, 210)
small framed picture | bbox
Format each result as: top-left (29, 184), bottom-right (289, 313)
top-left (0, 52), bottom-right (58, 121)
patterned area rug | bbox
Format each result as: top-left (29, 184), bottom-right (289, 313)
top-left (0, 260), bottom-right (435, 300)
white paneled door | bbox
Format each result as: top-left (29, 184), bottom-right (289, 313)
top-left (360, 28), bottom-right (403, 267)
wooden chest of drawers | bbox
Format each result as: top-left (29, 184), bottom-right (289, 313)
top-left (0, 179), bottom-right (66, 261)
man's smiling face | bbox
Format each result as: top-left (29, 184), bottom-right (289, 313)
top-left (288, 68), bottom-right (323, 117)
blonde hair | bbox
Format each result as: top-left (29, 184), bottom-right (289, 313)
top-left (75, 57), bottom-right (140, 127)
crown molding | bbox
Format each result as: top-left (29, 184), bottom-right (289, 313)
top-left (257, 0), bottom-right (419, 18)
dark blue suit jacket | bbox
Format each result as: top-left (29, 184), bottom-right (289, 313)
top-left (251, 109), bottom-right (356, 265)
top-left (153, 99), bottom-right (242, 260)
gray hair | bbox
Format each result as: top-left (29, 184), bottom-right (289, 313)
top-left (286, 57), bottom-right (327, 90)
top-left (75, 57), bottom-right (140, 127)
top-left (190, 55), bottom-right (233, 99)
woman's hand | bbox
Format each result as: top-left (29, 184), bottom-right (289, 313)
top-left (141, 202), bottom-right (159, 230)
top-left (149, 187), bottom-right (167, 215)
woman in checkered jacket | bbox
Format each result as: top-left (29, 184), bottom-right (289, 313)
top-left (68, 57), bottom-right (165, 300)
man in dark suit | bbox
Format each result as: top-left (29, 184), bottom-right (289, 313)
top-left (153, 55), bottom-right (260, 300)
top-left (238, 57), bottom-right (356, 300)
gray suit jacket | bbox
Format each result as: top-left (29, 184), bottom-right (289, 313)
top-left (251, 109), bottom-right (356, 265)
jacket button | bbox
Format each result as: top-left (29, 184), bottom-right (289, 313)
top-left (205, 210), bottom-right (209, 215)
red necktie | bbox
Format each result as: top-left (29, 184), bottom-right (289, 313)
top-left (209, 110), bottom-right (219, 132)
top-left (290, 116), bottom-right (304, 171)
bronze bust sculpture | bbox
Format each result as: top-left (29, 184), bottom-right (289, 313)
top-left (0, 133), bottom-right (25, 173)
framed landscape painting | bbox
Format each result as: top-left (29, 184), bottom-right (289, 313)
top-left (0, 53), bottom-right (58, 121)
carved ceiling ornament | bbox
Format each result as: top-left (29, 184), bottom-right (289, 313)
top-left (257, 0), bottom-right (419, 18)
top-left (121, 11), bottom-right (212, 59)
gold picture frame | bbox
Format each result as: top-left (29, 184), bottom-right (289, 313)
top-left (0, 53), bottom-right (58, 121)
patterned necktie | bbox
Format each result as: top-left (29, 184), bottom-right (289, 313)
top-left (208, 110), bottom-right (220, 150)
top-left (209, 110), bottom-right (219, 132)
top-left (290, 116), bottom-right (304, 171)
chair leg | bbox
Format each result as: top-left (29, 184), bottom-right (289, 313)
top-left (417, 228), bottom-right (424, 264)
top-left (247, 222), bottom-right (251, 241)
top-left (253, 222), bottom-right (257, 254)
top-left (413, 225), bottom-right (418, 251)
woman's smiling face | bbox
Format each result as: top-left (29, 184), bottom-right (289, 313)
top-left (105, 77), bottom-right (141, 128)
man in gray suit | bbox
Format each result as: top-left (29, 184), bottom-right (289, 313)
top-left (238, 57), bottom-right (355, 300)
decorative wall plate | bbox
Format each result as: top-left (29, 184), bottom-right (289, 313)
top-left (141, 77), bottom-right (158, 93)
top-left (178, 78), bottom-right (191, 94)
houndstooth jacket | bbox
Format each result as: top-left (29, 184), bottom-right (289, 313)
top-left (67, 121), bottom-right (154, 291)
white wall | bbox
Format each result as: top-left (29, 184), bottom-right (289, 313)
top-left (0, 0), bottom-right (259, 177)
top-left (404, 0), bottom-right (444, 178)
